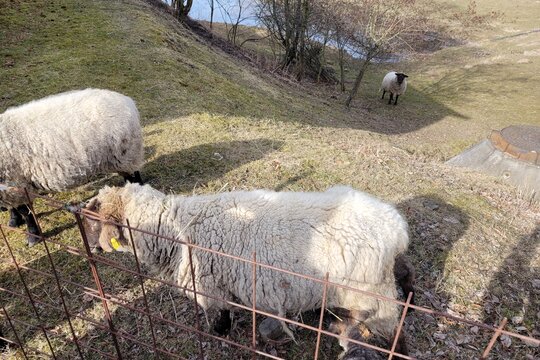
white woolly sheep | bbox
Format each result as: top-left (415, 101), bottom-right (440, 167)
top-left (381, 71), bottom-right (408, 105)
top-left (83, 183), bottom-right (410, 353)
top-left (0, 89), bottom-right (144, 245)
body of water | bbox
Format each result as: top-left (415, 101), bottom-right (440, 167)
top-left (163, 0), bottom-right (258, 25)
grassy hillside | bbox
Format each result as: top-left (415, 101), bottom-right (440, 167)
top-left (0, 0), bottom-right (538, 359)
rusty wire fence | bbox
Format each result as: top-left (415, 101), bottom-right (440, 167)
top-left (0, 188), bottom-right (539, 359)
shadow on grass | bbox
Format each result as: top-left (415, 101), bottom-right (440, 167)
top-left (397, 195), bottom-right (470, 309)
top-left (481, 225), bottom-right (539, 355)
top-left (143, 138), bottom-right (283, 193)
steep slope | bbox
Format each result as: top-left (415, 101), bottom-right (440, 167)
top-left (0, 1), bottom-right (538, 359)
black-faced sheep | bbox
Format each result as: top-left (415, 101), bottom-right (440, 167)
top-left (0, 89), bottom-right (144, 245)
top-left (381, 72), bottom-right (408, 105)
top-left (82, 183), bottom-right (410, 353)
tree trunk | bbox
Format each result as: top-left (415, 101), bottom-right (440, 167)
top-left (295, 0), bottom-right (309, 80)
top-left (317, 30), bottom-right (329, 83)
top-left (184, 0), bottom-right (193, 16)
top-left (345, 59), bottom-right (371, 107)
top-left (338, 48), bottom-right (345, 92)
top-left (231, 0), bottom-right (243, 45)
top-left (176, 0), bottom-right (192, 19)
top-left (210, 0), bottom-right (214, 29)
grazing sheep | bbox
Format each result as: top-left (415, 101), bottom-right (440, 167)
top-left (0, 89), bottom-right (144, 245)
top-left (83, 183), bottom-right (410, 352)
top-left (381, 72), bottom-right (408, 105)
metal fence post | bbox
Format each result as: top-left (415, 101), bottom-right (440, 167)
top-left (313, 272), bottom-right (329, 360)
top-left (187, 237), bottom-right (205, 360)
top-left (251, 251), bottom-right (257, 360)
top-left (480, 317), bottom-right (508, 359)
top-left (74, 213), bottom-right (123, 359)
top-left (388, 291), bottom-right (413, 360)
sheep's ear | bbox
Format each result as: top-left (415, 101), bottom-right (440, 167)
top-left (403, 74), bottom-right (409, 78)
top-left (98, 223), bottom-right (129, 252)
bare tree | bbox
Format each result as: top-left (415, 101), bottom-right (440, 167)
top-left (216, 0), bottom-right (255, 45)
top-left (208, 0), bottom-right (215, 28)
top-left (171, 0), bottom-right (194, 19)
top-left (311, 1), bottom-right (352, 90)
top-left (337, 0), bottom-right (430, 107)
top-left (256, 0), bottom-right (311, 70)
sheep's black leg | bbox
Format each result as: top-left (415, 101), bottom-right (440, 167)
top-left (0, 329), bottom-right (7, 351)
top-left (8, 207), bottom-right (25, 227)
top-left (394, 95), bottom-right (399, 105)
top-left (17, 205), bottom-right (40, 247)
top-left (122, 171), bottom-right (144, 185)
top-left (213, 309), bottom-right (232, 335)
top-left (396, 273), bottom-right (415, 309)
top-left (122, 173), bottom-right (133, 183)
top-left (133, 171), bottom-right (143, 185)
top-left (394, 254), bottom-right (415, 310)
top-left (381, 90), bottom-right (386, 99)
top-left (388, 93), bottom-right (393, 105)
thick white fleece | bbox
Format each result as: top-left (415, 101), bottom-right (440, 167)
top-left (0, 89), bottom-right (144, 207)
top-left (381, 72), bottom-right (407, 96)
top-left (92, 183), bottom-right (409, 338)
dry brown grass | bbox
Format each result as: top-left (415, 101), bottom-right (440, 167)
top-left (0, 0), bottom-right (539, 359)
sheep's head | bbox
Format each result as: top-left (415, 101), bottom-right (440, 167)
top-left (82, 187), bottom-right (130, 253)
top-left (395, 73), bottom-right (408, 85)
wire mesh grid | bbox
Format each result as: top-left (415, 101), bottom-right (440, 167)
top-left (0, 188), bottom-right (539, 359)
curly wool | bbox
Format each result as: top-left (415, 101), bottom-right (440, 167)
top-left (0, 89), bottom-right (144, 207)
top-left (90, 183), bottom-right (409, 338)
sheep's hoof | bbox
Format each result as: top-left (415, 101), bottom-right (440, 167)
top-left (213, 310), bottom-right (232, 335)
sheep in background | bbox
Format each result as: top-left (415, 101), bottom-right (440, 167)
top-left (0, 89), bottom-right (144, 245)
top-left (83, 183), bottom-right (410, 353)
top-left (381, 72), bottom-right (408, 105)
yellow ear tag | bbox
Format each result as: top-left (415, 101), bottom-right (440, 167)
top-left (110, 237), bottom-right (121, 251)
